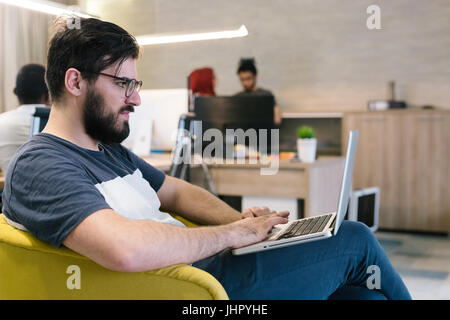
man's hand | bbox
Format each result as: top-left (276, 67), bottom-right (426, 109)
top-left (230, 211), bottom-right (290, 249)
top-left (64, 208), bottom-right (289, 272)
top-left (242, 206), bottom-right (290, 219)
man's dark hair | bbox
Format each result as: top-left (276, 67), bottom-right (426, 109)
top-left (46, 16), bottom-right (141, 102)
top-left (237, 58), bottom-right (257, 75)
top-left (15, 64), bottom-right (48, 105)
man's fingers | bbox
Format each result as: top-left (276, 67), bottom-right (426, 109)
top-left (277, 211), bottom-right (290, 218)
top-left (241, 210), bottom-right (254, 219)
top-left (249, 206), bottom-right (270, 217)
top-left (267, 215), bottom-right (289, 228)
top-left (245, 207), bottom-right (290, 219)
top-left (249, 207), bottom-right (259, 216)
top-left (263, 212), bottom-right (288, 223)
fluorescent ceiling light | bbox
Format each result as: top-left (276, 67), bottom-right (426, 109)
top-left (136, 25), bottom-right (249, 46)
top-left (0, 0), bottom-right (95, 18)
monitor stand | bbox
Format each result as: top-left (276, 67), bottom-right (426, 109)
top-left (169, 114), bottom-right (217, 196)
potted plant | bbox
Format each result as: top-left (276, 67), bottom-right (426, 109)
top-left (296, 126), bottom-right (317, 162)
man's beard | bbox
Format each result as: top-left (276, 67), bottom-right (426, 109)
top-left (83, 87), bottom-right (134, 145)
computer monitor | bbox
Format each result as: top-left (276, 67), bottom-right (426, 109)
top-left (30, 107), bottom-right (50, 137)
top-left (121, 89), bottom-right (189, 152)
top-left (193, 95), bottom-right (275, 155)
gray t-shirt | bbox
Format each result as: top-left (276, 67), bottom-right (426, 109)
top-left (2, 133), bottom-right (184, 248)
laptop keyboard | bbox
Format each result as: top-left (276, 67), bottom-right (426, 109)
top-left (276, 214), bottom-right (333, 240)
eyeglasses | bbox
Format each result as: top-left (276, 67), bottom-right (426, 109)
top-left (88, 72), bottom-right (143, 98)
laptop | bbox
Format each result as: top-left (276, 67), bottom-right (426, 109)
top-left (232, 130), bottom-right (359, 255)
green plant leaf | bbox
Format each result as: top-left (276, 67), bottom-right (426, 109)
top-left (296, 126), bottom-right (315, 139)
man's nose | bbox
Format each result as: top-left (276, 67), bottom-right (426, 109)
top-left (126, 89), bottom-right (141, 107)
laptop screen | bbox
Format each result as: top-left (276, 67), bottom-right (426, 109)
top-left (333, 130), bottom-right (359, 236)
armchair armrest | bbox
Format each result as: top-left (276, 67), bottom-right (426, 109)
top-left (0, 214), bottom-right (228, 300)
top-left (169, 213), bottom-right (200, 228)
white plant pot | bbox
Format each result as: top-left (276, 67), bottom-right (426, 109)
top-left (297, 138), bottom-right (317, 163)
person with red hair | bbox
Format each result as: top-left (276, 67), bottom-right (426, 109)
top-left (189, 67), bottom-right (216, 96)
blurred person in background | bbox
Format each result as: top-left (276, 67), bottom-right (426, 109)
top-left (188, 67), bottom-right (216, 111)
top-left (0, 64), bottom-right (49, 174)
top-left (235, 59), bottom-right (281, 125)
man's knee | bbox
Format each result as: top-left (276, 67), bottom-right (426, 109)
top-left (339, 220), bottom-right (376, 243)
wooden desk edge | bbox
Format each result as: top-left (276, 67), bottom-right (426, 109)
top-left (208, 156), bottom-right (344, 169)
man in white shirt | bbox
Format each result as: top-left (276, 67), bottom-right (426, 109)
top-left (0, 64), bottom-right (49, 173)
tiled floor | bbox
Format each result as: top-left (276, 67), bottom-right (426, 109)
top-left (375, 230), bottom-right (450, 300)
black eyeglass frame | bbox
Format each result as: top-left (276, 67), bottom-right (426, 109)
top-left (83, 71), bottom-right (143, 98)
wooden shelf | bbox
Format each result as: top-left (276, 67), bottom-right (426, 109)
top-left (282, 112), bottom-right (343, 119)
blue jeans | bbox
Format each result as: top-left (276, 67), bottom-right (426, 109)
top-left (193, 221), bottom-right (412, 300)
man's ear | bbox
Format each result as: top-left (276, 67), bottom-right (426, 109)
top-left (65, 68), bottom-right (85, 97)
top-left (13, 87), bottom-right (17, 96)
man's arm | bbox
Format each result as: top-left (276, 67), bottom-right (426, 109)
top-left (274, 105), bottom-right (282, 125)
top-left (63, 208), bottom-right (289, 272)
top-left (157, 175), bottom-right (243, 225)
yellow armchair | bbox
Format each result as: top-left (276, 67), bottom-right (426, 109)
top-left (0, 214), bottom-right (229, 300)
